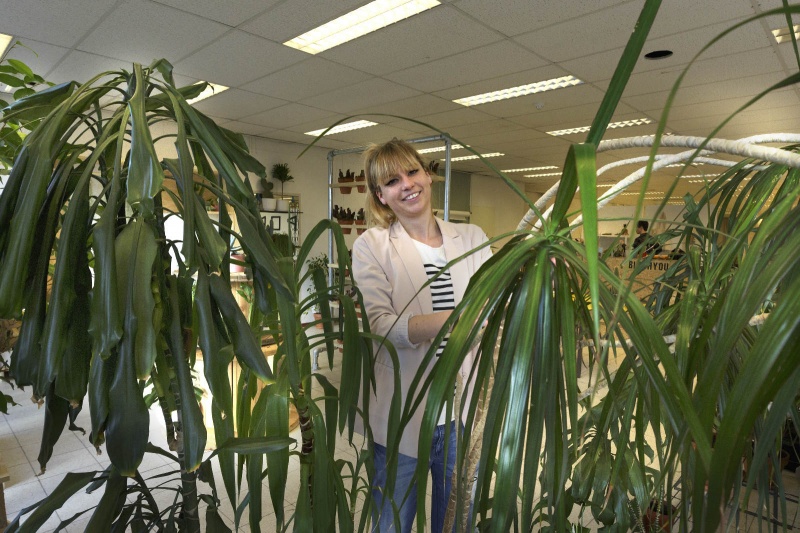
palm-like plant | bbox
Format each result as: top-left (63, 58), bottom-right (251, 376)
top-left (382, 2), bottom-right (800, 532)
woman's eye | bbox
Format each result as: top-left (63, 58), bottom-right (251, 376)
top-left (408, 169), bottom-right (418, 176)
top-left (385, 178), bottom-right (398, 186)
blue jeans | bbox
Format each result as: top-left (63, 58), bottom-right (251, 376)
top-left (371, 421), bottom-right (457, 533)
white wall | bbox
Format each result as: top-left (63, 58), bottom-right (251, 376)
top-left (470, 175), bottom-right (536, 250)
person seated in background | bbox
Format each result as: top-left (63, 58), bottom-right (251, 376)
top-left (633, 220), bottom-right (662, 256)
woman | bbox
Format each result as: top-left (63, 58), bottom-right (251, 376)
top-left (351, 139), bottom-right (491, 532)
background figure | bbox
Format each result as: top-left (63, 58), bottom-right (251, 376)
top-left (351, 139), bottom-right (491, 533)
top-left (633, 220), bottom-right (661, 256)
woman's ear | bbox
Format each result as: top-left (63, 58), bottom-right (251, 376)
top-left (376, 188), bottom-right (387, 205)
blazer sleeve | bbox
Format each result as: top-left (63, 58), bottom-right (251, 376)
top-left (352, 231), bottom-right (419, 350)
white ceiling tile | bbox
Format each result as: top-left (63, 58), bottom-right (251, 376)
top-left (150, 0), bottom-right (277, 27)
top-left (383, 41), bottom-right (548, 93)
top-left (242, 0), bottom-right (367, 44)
top-left (453, 0), bottom-right (634, 38)
top-left (191, 88), bottom-right (287, 120)
top-left (77, 0), bottom-right (229, 64)
top-left (241, 58), bottom-right (372, 101)
top-left (647, 0), bottom-right (756, 38)
top-left (175, 30), bottom-right (307, 86)
top-left (513, 2), bottom-right (641, 63)
top-left (45, 50), bottom-right (138, 85)
top-left (360, 94), bottom-right (460, 120)
top-left (299, 78), bottom-right (420, 115)
top-left (0, 0), bottom-right (117, 48)
top-left (424, 107), bottom-right (498, 129)
top-left (323, 5), bottom-right (503, 76)
top-left (245, 103), bottom-right (339, 130)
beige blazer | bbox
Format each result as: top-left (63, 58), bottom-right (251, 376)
top-left (351, 218), bottom-right (491, 457)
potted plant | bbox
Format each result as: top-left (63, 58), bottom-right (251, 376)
top-left (338, 169), bottom-right (354, 194)
top-left (271, 162), bottom-right (293, 211)
top-left (0, 58), bottom-right (368, 533)
top-left (259, 175), bottom-right (276, 211)
top-left (306, 253), bottom-right (329, 328)
top-left (355, 208), bottom-right (367, 234)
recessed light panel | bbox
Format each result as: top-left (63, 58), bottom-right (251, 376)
top-left (305, 120), bottom-right (378, 136)
top-left (187, 82), bottom-right (229, 104)
top-left (284, 0), bottom-right (440, 54)
top-left (547, 118), bottom-right (652, 136)
top-left (447, 152), bottom-right (503, 162)
top-left (0, 33), bottom-right (13, 60)
top-left (418, 144), bottom-right (464, 154)
top-left (772, 25), bottom-right (800, 44)
top-left (453, 75), bottom-right (583, 107)
top-left (502, 166), bottom-right (558, 173)
top-left (523, 172), bottom-right (561, 178)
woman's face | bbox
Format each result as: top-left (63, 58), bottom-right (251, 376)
top-left (375, 163), bottom-right (433, 222)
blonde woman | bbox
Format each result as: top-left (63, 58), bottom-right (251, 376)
top-left (352, 139), bottom-right (490, 532)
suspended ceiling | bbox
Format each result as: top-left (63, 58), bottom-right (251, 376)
top-left (1, 0), bottom-right (799, 204)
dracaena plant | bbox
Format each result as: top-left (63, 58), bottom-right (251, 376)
top-left (0, 58), bottom-right (371, 533)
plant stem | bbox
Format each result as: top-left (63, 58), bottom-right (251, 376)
top-left (172, 373), bottom-right (201, 532)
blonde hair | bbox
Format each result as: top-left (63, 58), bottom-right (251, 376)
top-left (363, 139), bottom-right (429, 228)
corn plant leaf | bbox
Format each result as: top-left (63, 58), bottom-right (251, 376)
top-left (208, 272), bottom-right (273, 383)
top-left (36, 381), bottom-right (71, 473)
top-left (164, 275), bottom-right (207, 471)
top-left (6, 471), bottom-right (97, 533)
top-left (85, 468), bottom-right (127, 531)
top-left (126, 64), bottom-right (163, 218)
top-left (265, 377), bottom-right (290, 528)
top-left (105, 219), bottom-right (154, 476)
top-left (1, 80), bottom-right (77, 123)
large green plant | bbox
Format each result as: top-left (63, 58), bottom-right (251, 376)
top-left (0, 59), bottom-right (372, 532)
top-left (370, 2), bottom-right (800, 532)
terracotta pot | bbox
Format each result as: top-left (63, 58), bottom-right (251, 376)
top-left (355, 219), bottom-right (365, 226)
top-left (342, 227), bottom-right (352, 234)
top-left (230, 254), bottom-right (246, 272)
top-left (642, 500), bottom-right (676, 532)
top-left (313, 312), bottom-right (323, 329)
top-left (340, 186), bottom-right (352, 194)
top-left (338, 177), bottom-right (354, 183)
top-left (357, 228), bottom-right (366, 235)
top-left (357, 185), bottom-right (366, 193)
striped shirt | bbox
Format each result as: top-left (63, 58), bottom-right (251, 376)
top-left (412, 240), bottom-right (454, 357)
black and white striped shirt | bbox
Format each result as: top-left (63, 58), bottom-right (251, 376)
top-left (412, 240), bottom-right (454, 357)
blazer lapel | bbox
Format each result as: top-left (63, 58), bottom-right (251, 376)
top-left (389, 222), bottom-right (433, 314)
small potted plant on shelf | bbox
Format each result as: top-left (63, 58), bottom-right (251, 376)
top-left (259, 175), bottom-right (276, 211)
top-left (355, 208), bottom-right (366, 234)
top-left (356, 170), bottom-right (366, 192)
top-left (271, 162), bottom-right (294, 210)
top-left (338, 169), bottom-right (354, 194)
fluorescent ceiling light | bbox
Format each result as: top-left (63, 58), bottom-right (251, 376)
top-left (547, 118), bottom-right (653, 137)
top-left (0, 33), bottom-right (13, 60)
top-left (502, 166), bottom-right (558, 173)
top-left (447, 152), bottom-right (503, 162)
top-left (284, 0), bottom-right (440, 55)
top-left (666, 162), bottom-right (704, 168)
top-left (305, 120), bottom-right (378, 136)
top-left (523, 172), bottom-right (561, 178)
top-left (621, 192), bottom-right (663, 196)
top-left (453, 75), bottom-right (583, 107)
top-left (772, 25), bottom-right (800, 44)
top-left (187, 82), bottom-right (229, 104)
top-left (418, 144), bottom-right (464, 154)
top-left (679, 174), bottom-right (708, 179)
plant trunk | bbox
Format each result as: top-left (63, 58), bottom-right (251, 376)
top-left (172, 375), bottom-right (201, 533)
top-left (296, 391), bottom-right (315, 506)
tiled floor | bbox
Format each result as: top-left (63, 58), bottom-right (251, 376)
top-left (2, 348), bottom-right (799, 532)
